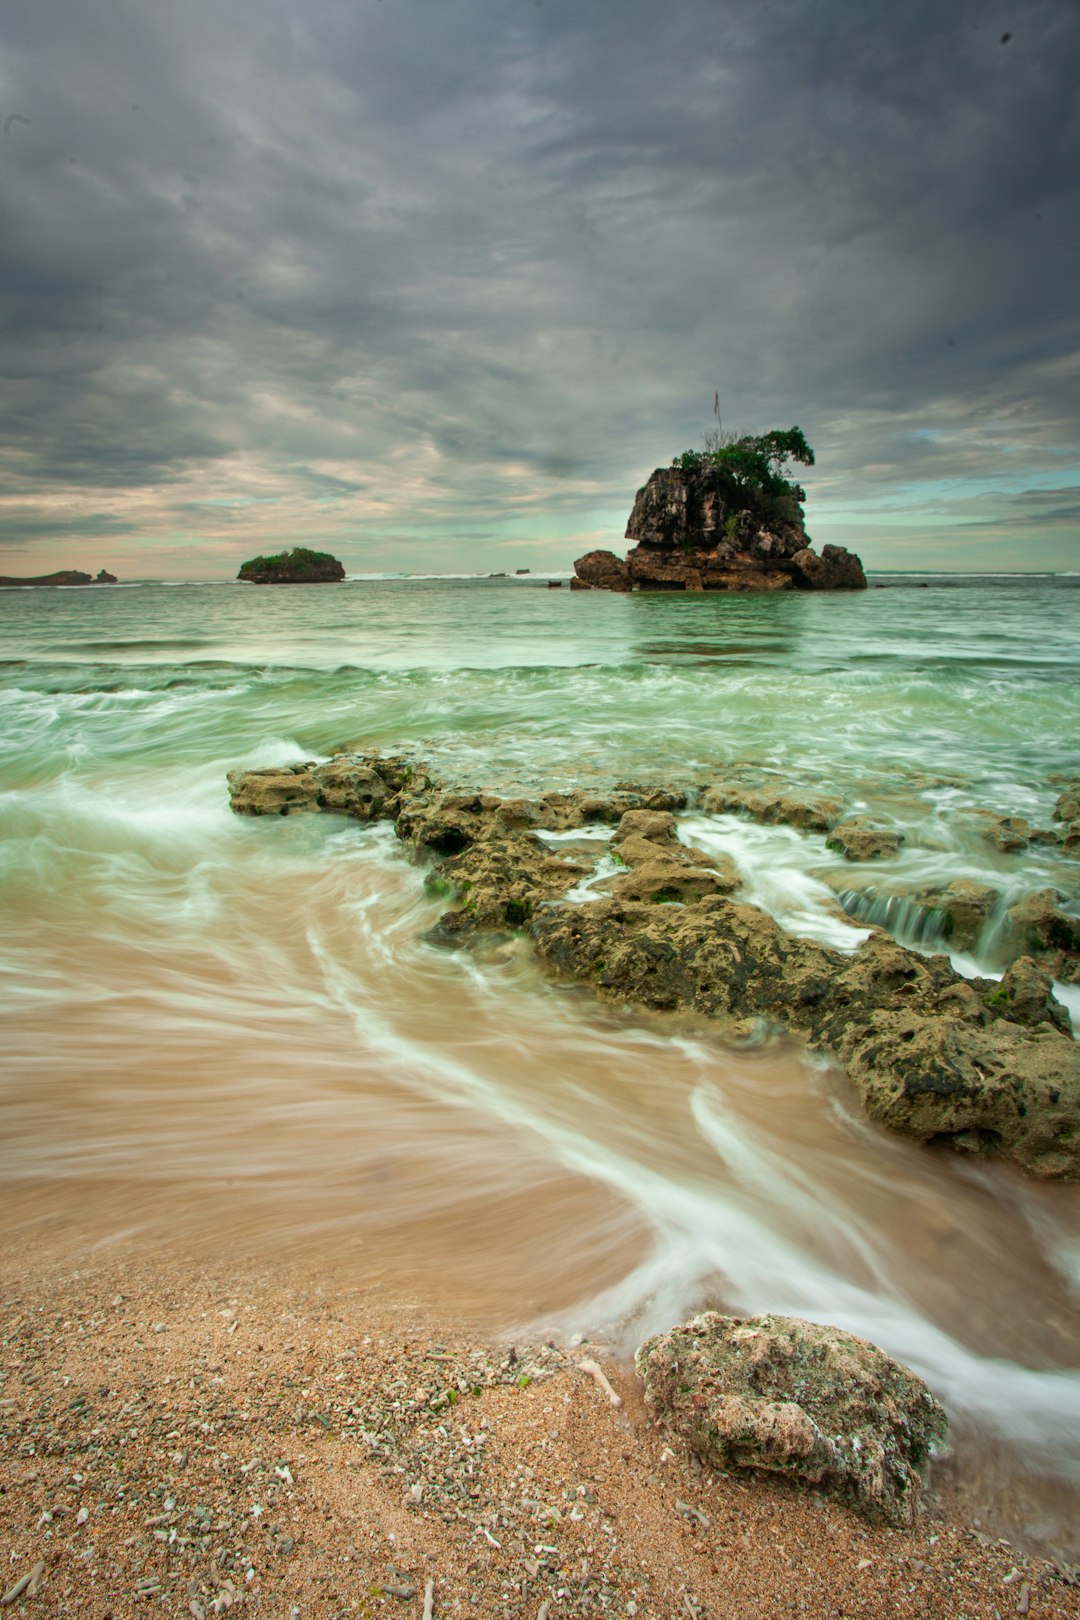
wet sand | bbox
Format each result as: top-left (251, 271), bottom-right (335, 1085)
top-left (3, 1199), bottom-right (1080, 1620)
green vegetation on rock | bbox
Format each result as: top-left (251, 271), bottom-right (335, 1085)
top-left (671, 426), bottom-right (815, 530)
top-left (237, 546), bottom-right (345, 583)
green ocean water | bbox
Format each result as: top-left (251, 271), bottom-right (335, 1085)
top-left (2, 573), bottom-right (1079, 1550)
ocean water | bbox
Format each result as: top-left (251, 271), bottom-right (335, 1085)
top-left (2, 572), bottom-right (1079, 1551)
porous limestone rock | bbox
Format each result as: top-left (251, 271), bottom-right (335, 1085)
top-left (981, 956), bottom-right (1072, 1035)
top-left (635, 1312), bottom-right (948, 1526)
top-left (607, 808), bottom-right (739, 904)
top-left (787, 545), bottom-right (868, 591)
top-left (226, 751), bottom-right (1080, 1177)
top-left (825, 818), bottom-right (904, 861)
top-left (529, 899), bottom-right (1079, 1176)
top-left (227, 753), bottom-right (414, 819)
top-left (1003, 890), bottom-right (1080, 983)
top-left (829, 876), bottom-right (1000, 952)
top-left (968, 811), bottom-right (1032, 853)
top-left (932, 878), bottom-right (1001, 949)
top-left (700, 782), bottom-right (843, 834)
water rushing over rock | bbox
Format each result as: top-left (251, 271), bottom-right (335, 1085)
top-left (229, 751), bottom-right (1080, 1180)
top-left (3, 574), bottom-right (1080, 1556)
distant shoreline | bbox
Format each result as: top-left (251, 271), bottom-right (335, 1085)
top-left (2, 569), bottom-right (1077, 589)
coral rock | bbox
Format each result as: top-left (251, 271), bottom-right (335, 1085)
top-left (635, 1312), bottom-right (947, 1526)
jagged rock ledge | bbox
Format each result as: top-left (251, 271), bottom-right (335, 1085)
top-left (227, 753), bottom-right (1080, 1180)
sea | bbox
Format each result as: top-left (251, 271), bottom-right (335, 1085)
top-left (2, 570), bottom-right (1079, 1553)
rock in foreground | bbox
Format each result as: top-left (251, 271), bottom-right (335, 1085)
top-left (636, 1312), bottom-right (948, 1526)
top-left (237, 546), bottom-right (345, 583)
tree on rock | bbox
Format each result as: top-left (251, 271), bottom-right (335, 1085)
top-left (672, 427), bottom-right (816, 527)
top-left (237, 547), bottom-right (345, 584)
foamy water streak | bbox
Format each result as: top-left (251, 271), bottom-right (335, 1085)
top-left (2, 575), bottom-right (1079, 1551)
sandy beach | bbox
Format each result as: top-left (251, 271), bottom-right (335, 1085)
top-left (3, 1190), bottom-right (1079, 1620)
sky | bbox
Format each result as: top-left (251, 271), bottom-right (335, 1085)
top-left (1, 0), bottom-right (1078, 579)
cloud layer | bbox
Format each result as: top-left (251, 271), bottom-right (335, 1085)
top-left (2, 0), bottom-right (1078, 574)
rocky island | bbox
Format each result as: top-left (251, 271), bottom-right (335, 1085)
top-left (0, 567), bottom-right (117, 586)
top-left (237, 546), bottom-right (345, 583)
top-left (573, 428), bottom-right (866, 592)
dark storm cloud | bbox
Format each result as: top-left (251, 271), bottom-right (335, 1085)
top-left (1, 0), bottom-right (1077, 569)
top-left (0, 512), bottom-right (137, 544)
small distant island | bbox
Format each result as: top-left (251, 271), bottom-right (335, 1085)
top-left (237, 547), bottom-right (345, 584)
top-left (572, 427), bottom-right (866, 593)
top-left (0, 567), bottom-right (117, 587)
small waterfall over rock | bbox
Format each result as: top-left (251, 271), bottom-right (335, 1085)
top-left (836, 889), bottom-right (950, 951)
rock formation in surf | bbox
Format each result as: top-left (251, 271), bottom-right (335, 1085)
top-left (636, 1312), bottom-right (947, 1526)
top-left (573, 429), bottom-right (866, 592)
top-left (227, 752), bottom-right (1080, 1180)
top-left (237, 547), bottom-right (345, 584)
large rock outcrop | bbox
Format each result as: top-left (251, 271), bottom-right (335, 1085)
top-left (570, 550), bottom-right (631, 592)
top-left (226, 752), bottom-right (1080, 1179)
top-left (636, 1313), bottom-right (948, 1526)
top-left (572, 460), bottom-right (866, 593)
top-left (237, 547), bottom-right (345, 584)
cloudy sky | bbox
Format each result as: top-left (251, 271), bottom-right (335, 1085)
top-left (2, 0), bottom-right (1077, 578)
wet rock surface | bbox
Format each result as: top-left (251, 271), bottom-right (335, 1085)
top-left (530, 899), bottom-right (1078, 1177)
top-left (700, 781), bottom-right (843, 833)
top-left (831, 877), bottom-right (1000, 953)
top-left (826, 818), bottom-right (905, 861)
top-left (788, 544), bottom-right (869, 591)
top-left (608, 809), bottom-right (739, 904)
top-left (1055, 783), bottom-right (1080, 825)
top-left (635, 1312), bottom-right (948, 1527)
top-left (984, 956), bottom-right (1073, 1035)
top-left (227, 752), bottom-right (1080, 1178)
top-left (1052, 782), bottom-right (1080, 850)
top-left (1005, 890), bottom-right (1080, 984)
top-left (228, 754), bottom-right (415, 820)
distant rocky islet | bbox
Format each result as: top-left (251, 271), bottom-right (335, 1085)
top-left (232, 429), bottom-right (863, 592)
top-left (0, 567), bottom-right (117, 587)
top-left (237, 546), bottom-right (345, 583)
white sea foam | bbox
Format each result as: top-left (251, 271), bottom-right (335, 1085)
top-left (678, 813), bottom-right (871, 949)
